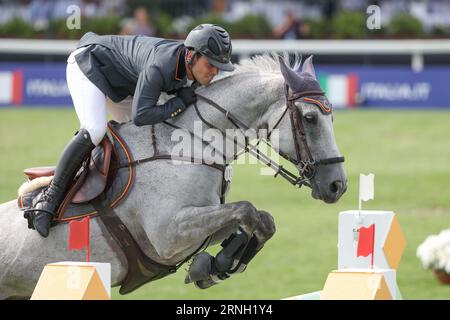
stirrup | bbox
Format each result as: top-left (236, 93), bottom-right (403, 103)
top-left (23, 210), bottom-right (36, 230)
top-left (23, 207), bottom-right (55, 230)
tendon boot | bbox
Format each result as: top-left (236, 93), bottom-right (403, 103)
top-left (186, 229), bottom-right (256, 289)
top-left (25, 129), bottom-right (95, 237)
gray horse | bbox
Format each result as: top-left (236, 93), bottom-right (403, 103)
top-left (0, 54), bottom-right (347, 299)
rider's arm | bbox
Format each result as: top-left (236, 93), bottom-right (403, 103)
top-left (132, 66), bottom-right (187, 126)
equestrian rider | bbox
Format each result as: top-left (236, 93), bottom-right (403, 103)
top-left (24, 24), bottom-right (235, 237)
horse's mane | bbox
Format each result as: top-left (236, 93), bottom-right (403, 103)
top-left (212, 52), bottom-right (301, 83)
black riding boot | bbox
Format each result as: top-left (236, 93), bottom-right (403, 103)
top-left (27, 128), bottom-right (95, 237)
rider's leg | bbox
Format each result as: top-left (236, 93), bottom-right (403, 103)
top-left (27, 48), bottom-right (107, 237)
top-left (106, 97), bottom-right (133, 123)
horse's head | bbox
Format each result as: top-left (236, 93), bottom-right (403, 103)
top-left (268, 55), bottom-right (347, 203)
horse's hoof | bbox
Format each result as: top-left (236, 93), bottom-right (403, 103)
top-left (194, 278), bottom-right (218, 290)
top-left (185, 252), bottom-right (213, 284)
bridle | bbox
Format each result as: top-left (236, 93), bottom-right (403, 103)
top-left (265, 86), bottom-right (345, 187)
top-left (193, 83), bottom-right (345, 189)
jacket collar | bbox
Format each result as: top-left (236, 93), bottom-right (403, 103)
top-left (175, 46), bottom-right (186, 81)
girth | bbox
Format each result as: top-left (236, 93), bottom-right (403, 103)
top-left (92, 198), bottom-right (176, 295)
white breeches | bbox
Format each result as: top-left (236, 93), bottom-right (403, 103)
top-left (66, 47), bottom-right (132, 146)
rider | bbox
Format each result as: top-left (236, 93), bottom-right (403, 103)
top-left (24, 24), bottom-right (235, 237)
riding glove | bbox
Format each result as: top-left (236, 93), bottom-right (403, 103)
top-left (177, 87), bottom-right (197, 107)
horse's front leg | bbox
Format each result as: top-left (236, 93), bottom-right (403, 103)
top-left (151, 201), bottom-right (259, 260)
top-left (185, 208), bottom-right (276, 289)
top-left (150, 200), bottom-right (276, 289)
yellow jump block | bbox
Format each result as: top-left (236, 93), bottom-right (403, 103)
top-left (31, 262), bottom-right (111, 300)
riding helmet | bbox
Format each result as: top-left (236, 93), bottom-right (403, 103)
top-left (184, 24), bottom-right (234, 71)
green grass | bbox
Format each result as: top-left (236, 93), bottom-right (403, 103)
top-left (1, 107), bottom-right (450, 299)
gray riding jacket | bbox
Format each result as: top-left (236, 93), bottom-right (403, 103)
top-left (74, 32), bottom-right (190, 126)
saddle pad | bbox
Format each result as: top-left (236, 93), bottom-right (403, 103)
top-left (18, 122), bottom-right (135, 223)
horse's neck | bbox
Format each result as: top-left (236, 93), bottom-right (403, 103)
top-left (175, 73), bottom-right (283, 134)
top-left (118, 73), bottom-right (284, 164)
top-left (175, 73), bottom-right (284, 161)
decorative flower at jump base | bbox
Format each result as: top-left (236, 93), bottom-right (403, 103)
top-left (417, 229), bottom-right (450, 285)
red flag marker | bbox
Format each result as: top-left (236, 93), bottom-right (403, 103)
top-left (357, 224), bottom-right (375, 268)
top-left (68, 216), bottom-right (90, 262)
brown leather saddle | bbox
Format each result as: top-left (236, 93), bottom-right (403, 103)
top-left (23, 137), bottom-right (114, 217)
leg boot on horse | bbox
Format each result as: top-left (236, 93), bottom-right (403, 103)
top-left (186, 216), bottom-right (273, 289)
top-left (24, 128), bottom-right (95, 237)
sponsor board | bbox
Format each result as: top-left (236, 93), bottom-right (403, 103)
top-left (318, 66), bottom-right (450, 108)
top-left (0, 63), bottom-right (71, 107)
top-left (1, 63), bottom-right (449, 108)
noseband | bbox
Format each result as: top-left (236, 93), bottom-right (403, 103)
top-left (267, 86), bottom-right (345, 187)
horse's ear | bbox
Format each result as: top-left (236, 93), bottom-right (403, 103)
top-left (278, 56), bottom-right (302, 92)
top-left (293, 55), bottom-right (302, 73)
top-left (302, 55), bottom-right (316, 79)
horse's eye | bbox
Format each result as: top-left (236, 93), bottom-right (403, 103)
top-left (304, 113), bottom-right (318, 125)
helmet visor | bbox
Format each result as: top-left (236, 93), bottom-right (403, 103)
top-left (205, 56), bottom-right (235, 72)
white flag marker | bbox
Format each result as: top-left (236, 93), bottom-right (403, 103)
top-left (359, 173), bottom-right (374, 210)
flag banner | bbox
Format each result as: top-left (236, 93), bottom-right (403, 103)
top-left (357, 224), bottom-right (375, 258)
top-left (359, 173), bottom-right (374, 202)
top-left (68, 216), bottom-right (90, 251)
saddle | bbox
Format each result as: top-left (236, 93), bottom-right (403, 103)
top-left (24, 137), bottom-right (113, 213)
top-left (19, 122), bottom-right (135, 222)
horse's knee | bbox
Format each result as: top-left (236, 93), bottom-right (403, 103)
top-left (231, 201), bottom-right (260, 231)
top-left (233, 201), bottom-right (257, 213)
top-left (256, 210), bottom-right (276, 240)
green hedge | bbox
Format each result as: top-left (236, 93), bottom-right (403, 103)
top-left (188, 14), bottom-right (272, 39)
top-left (51, 15), bottom-right (122, 39)
top-left (188, 14), bottom-right (233, 35)
top-left (0, 12), bottom-right (435, 40)
top-left (300, 11), bottom-right (425, 39)
top-left (229, 14), bottom-right (273, 38)
top-left (0, 15), bottom-right (122, 39)
top-left (304, 18), bottom-right (329, 39)
top-left (388, 13), bottom-right (423, 37)
top-left (0, 17), bottom-right (35, 38)
top-left (153, 12), bottom-right (174, 38)
top-left (330, 11), bottom-right (367, 39)
top-left (430, 25), bottom-right (450, 37)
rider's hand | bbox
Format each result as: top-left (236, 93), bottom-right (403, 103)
top-left (177, 87), bottom-right (197, 107)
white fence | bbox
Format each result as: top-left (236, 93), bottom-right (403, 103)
top-left (1, 38), bottom-right (450, 71)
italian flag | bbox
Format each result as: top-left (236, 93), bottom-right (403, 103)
top-left (318, 73), bottom-right (358, 108)
top-left (0, 70), bottom-right (23, 105)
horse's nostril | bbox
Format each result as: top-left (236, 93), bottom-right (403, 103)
top-left (330, 180), bottom-right (342, 193)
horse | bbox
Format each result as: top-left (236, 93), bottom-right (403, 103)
top-left (0, 54), bottom-right (347, 299)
